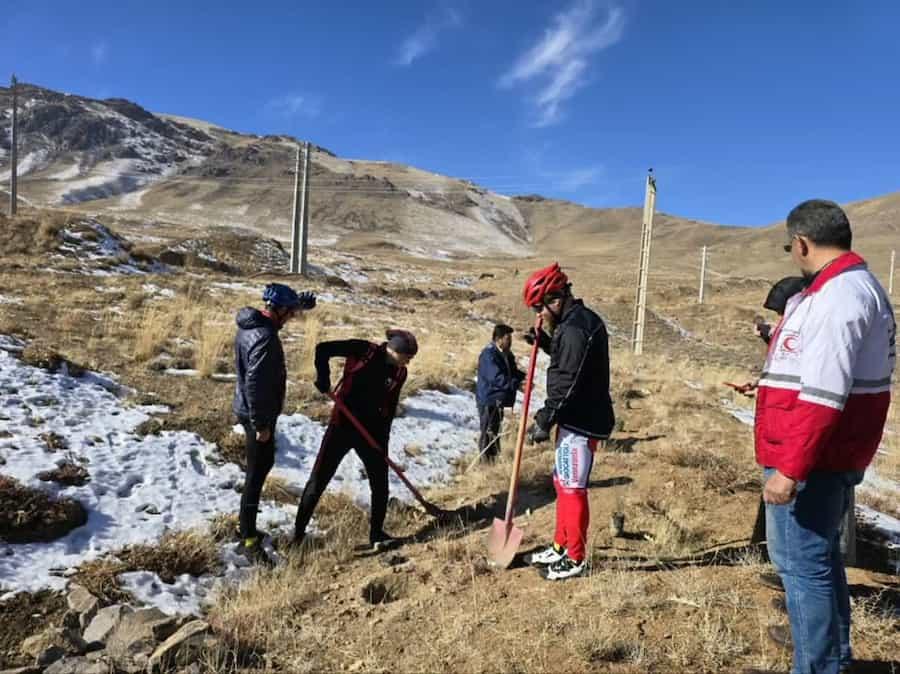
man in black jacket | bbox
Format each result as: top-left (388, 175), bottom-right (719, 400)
top-left (233, 283), bottom-right (316, 565)
top-left (293, 329), bottom-right (418, 551)
top-left (520, 263), bottom-right (615, 580)
top-left (475, 324), bottom-right (525, 462)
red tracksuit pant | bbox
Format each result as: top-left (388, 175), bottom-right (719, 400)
top-left (553, 428), bottom-right (598, 562)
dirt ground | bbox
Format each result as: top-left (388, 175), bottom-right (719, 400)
top-left (0, 210), bottom-right (897, 673)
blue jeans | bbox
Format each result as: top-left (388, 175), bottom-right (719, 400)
top-left (764, 468), bottom-right (863, 674)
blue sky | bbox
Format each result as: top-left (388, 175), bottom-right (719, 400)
top-left (3, 1), bottom-right (899, 225)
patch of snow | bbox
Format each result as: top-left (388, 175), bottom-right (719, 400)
top-left (0, 335), bottom-right (26, 353)
top-left (164, 368), bottom-right (199, 377)
top-left (0, 294), bottom-right (23, 305)
top-left (141, 283), bottom-right (175, 299)
top-left (210, 281), bottom-right (258, 295)
top-left (722, 399), bottom-right (755, 426)
top-left (0, 349), bottom-right (258, 597)
top-left (48, 163), bottom-right (83, 181)
top-left (0, 149), bottom-right (51, 181)
top-left (448, 276), bottom-right (475, 289)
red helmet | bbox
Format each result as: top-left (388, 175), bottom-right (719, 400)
top-left (523, 263), bottom-right (569, 308)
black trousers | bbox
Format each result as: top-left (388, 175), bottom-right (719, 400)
top-left (477, 403), bottom-right (504, 461)
top-left (238, 418), bottom-right (276, 540)
top-left (294, 423), bottom-right (389, 541)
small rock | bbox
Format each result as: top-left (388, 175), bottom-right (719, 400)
top-left (104, 607), bottom-right (178, 661)
top-left (0, 666), bottom-right (42, 674)
top-left (66, 584), bottom-right (100, 632)
top-left (148, 620), bottom-right (211, 672)
top-left (43, 656), bottom-right (111, 674)
top-left (83, 604), bottom-right (133, 645)
top-left (21, 628), bottom-right (86, 666)
top-left (348, 659), bottom-right (365, 672)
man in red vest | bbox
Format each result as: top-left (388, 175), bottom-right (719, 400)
top-left (746, 200), bottom-right (895, 674)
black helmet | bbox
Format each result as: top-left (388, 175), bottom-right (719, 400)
top-left (763, 277), bottom-right (806, 315)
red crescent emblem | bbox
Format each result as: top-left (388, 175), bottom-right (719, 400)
top-left (783, 336), bottom-right (799, 352)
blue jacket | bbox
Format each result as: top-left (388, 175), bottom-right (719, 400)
top-left (232, 308), bottom-right (286, 431)
top-left (476, 343), bottom-right (525, 408)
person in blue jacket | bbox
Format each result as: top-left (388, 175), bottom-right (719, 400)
top-left (232, 283), bottom-right (316, 565)
top-left (475, 324), bottom-right (525, 462)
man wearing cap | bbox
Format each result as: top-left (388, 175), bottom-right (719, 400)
top-left (293, 329), bottom-right (418, 551)
top-left (520, 263), bottom-right (615, 580)
top-left (745, 200), bottom-right (895, 674)
top-left (233, 283), bottom-right (316, 565)
top-left (475, 324), bottom-right (525, 462)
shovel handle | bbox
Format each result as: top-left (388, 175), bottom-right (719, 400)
top-left (327, 391), bottom-right (442, 515)
top-left (502, 314), bottom-right (543, 523)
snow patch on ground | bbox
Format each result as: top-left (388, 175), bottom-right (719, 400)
top-left (0, 347), bottom-right (277, 598)
top-left (0, 294), bottom-right (23, 305)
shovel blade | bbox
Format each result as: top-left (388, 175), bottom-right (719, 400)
top-left (487, 517), bottom-right (523, 569)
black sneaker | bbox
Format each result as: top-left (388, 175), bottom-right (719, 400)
top-left (369, 531), bottom-right (400, 551)
top-left (235, 538), bottom-right (275, 568)
top-left (539, 553), bottom-right (587, 581)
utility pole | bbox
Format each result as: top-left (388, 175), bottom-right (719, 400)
top-left (289, 141), bottom-right (311, 275)
top-left (890, 250), bottom-right (896, 296)
top-left (9, 74), bottom-right (18, 216)
top-left (698, 245), bottom-right (708, 304)
top-left (631, 169), bottom-right (657, 355)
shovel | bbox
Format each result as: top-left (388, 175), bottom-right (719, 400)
top-left (327, 392), bottom-right (447, 518)
top-left (487, 315), bottom-right (543, 568)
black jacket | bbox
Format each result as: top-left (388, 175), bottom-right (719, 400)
top-left (316, 340), bottom-right (406, 444)
top-left (232, 308), bottom-right (286, 431)
top-left (535, 299), bottom-right (615, 439)
top-left (476, 343), bottom-right (525, 408)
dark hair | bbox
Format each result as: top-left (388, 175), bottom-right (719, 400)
top-left (492, 324), bottom-right (514, 341)
top-left (764, 276), bottom-right (807, 315)
top-left (786, 199), bottom-right (852, 250)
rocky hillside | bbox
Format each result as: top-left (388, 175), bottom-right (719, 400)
top-left (0, 83), bottom-right (531, 259)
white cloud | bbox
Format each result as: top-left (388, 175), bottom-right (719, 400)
top-left (524, 147), bottom-right (605, 193)
top-left (91, 42), bottom-right (108, 65)
top-left (556, 165), bottom-right (604, 192)
top-left (394, 6), bottom-right (463, 66)
top-left (265, 93), bottom-right (322, 118)
top-left (500, 1), bottom-right (625, 126)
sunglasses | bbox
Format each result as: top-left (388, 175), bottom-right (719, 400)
top-left (783, 235), bottom-right (801, 253)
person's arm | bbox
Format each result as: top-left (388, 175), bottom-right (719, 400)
top-left (509, 352), bottom-right (526, 387)
top-left (314, 339), bottom-right (372, 393)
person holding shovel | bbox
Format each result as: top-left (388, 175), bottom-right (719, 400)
top-left (521, 263), bottom-right (615, 580)
top-left (233, 283), bottom-right (317, 566)
top-left (293, 329), bottom-right (418, 551)
top-left (475, 324), bottom-right (525, 463)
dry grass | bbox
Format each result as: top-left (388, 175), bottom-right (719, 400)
top-left (74, 529), bottom-right (222, 604)
top-left (0, 474), bottom-right (87, 543)
top-left (196, 316), bottom-right (232, 377)
top-left (135, 306), bottom-right (172, 361)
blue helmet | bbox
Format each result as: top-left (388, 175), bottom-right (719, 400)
top-left (262, 283), bottom-right (316, 310)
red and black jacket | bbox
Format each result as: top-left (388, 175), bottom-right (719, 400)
top-left (315, 339), bottom-right (407, 442)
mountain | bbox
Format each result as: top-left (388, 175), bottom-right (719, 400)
top-left (0, 83), bottom-right (530, 258)
top-left (1, 82), bottom-right (896, 273)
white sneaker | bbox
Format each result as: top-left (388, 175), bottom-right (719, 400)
top-left (524, 543), bottom-right (566, 566)
top-left (539, 553), bottom-right (587, 581)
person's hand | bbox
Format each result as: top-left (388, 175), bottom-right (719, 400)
top-left (522, 328), bottom-right (536, 345)
top-left (527, 424), bottom-right (550, 444)
top-left (754, 322), bottom-right (772, 341)
top-left (763, 470), bottom-right (797, 505)
top-left (256, 428), bottom-right (272, 443)
top-left (298, 291), bottom-right (317, 310)
top-left (314, 374), bottom-right (331, 394)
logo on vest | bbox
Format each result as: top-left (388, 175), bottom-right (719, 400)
top-left (777, 330), bottom-right (801, 358)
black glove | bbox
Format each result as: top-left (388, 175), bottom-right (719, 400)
top-left (534, 407), bottom-right (553, 433)
top-left (298, 291), bottom-right (317, 310)
top-left (527, 424), bottom-right (550, 444)
top-left (522, 327), bottom-right (537, 345)
top-left (314, 372), bottom-right (331, 394)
